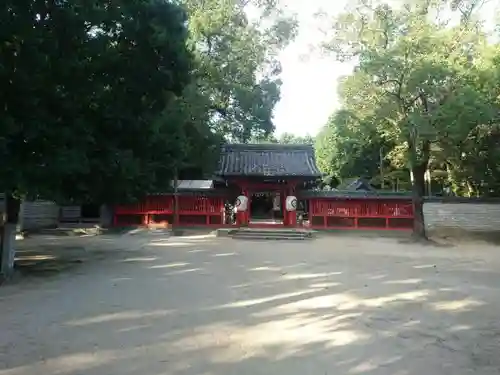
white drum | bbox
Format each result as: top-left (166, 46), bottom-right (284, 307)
top-left (285, 196), bottom-right (298, 211)
top-left (234, 195), bottom-right (248, 211)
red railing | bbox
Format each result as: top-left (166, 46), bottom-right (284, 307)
top-left (308, 198), bottom-right (413, 230)
top-left (114, 195), bottom-right (174, 215)
top-left (113, 195), bottom-right (226, 227)
top-left (113, 194), bottom-right (413, 230)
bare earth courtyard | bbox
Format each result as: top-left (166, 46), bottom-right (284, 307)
top-left (1, 232), bottom-right (500, 375)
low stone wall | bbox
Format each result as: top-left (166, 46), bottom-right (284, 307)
top-left (424, 199), bottom-right (500, 237)
top-left (21, 200), bottom-right (60, 230)
top-left (0, 195), bottom-right (59, 230)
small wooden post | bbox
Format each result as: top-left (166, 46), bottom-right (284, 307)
top-left (281, 189), bottom-right (286, 226)
top-left (173, 169), bottom-right (179, 227)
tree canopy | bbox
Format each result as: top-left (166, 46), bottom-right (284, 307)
top-left (315, 0), bottom-right (500, 237)
top-left (1, 0), bottom-right (296, 202)
top-left (1, 0), bottom-right (195, 203)
top-left (277, 133), bottom-right (315, 145)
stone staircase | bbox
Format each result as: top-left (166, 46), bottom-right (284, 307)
top-left (228, 228), bottom-right (314, 241)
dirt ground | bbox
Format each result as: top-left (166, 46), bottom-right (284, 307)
top-left (1, 231), bottom-right (500, 375)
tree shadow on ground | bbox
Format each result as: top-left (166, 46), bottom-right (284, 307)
top-left (1, 235), bottom-right (500, 375)
top-left (9, 230), bottom-right (215, 280)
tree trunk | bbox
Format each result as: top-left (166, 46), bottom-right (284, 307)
top-left (411, 163), bottom-right (427, 240)
top-left (99, 205), bottom-right (113, 228)
top-left (0, 193), bottom-right (21, 279)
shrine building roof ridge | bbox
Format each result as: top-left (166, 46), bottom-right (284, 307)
top-left (216, 143), bottom-right (322, 178)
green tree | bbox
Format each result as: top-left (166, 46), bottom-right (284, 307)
top-left (181, 0), bottom-right (298, 143)
top-left (320, 0), bottom-right (496, 238)
top-left (0, 0), bottom-right (193, 277)
top-left (432, 44), bottom-right (500, 196)
top-left (152, 0), bottom-right (299, 183)
top-left (277, 133), bottom-right (314, 144)
top-left (316, 110), bottom-right (392, 185)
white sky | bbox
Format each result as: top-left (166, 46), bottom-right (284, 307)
top-left (273, 0), bottom-right (351, 137)
top-left (272, 0), bottom-right (499, 137)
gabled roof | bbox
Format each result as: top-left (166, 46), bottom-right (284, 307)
top-left (216, 143), bottom-right (322, 178)
top-left (336, 177), bottom-right (375, 191)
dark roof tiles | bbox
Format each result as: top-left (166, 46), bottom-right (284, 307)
top-left (216, 143), bottom-right (322, 178)
top-left (336, 177), bottom-right (375, 191)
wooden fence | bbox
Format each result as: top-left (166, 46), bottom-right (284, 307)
top-left (308, 198), bottom-right (413, 230)
top-left (114, 195), bottom-right (226, 227)
top-left (113, 193), bottom-right (414, 230)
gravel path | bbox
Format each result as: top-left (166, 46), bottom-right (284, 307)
top-left (1, 233), bottom-right (500, 375)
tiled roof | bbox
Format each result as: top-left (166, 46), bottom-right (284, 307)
top-left (216, 143), bottom-right (322, 178)
top-left (336, 177), bottom-right (375, 191)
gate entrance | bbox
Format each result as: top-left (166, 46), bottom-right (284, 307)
top-left (249, 190), bottom-right (284, 226)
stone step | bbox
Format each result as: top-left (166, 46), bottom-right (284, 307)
top-left (230, 228), bottom-right (314, 241)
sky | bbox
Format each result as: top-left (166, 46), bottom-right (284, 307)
top-left (272, 0), bottom-right (351, 137)
top-left (272, 0), bottom-right (499, 137)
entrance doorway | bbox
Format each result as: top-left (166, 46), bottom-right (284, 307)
top-left (249, 191), bottom-right (283, 225)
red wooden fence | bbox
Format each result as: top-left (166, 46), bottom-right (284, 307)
top-left (114, 195), bottom-right (226, 227)
top-left (113, 194), bottom-right (414, 230)
top-left (308, 198), bottom-right (413, 230)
